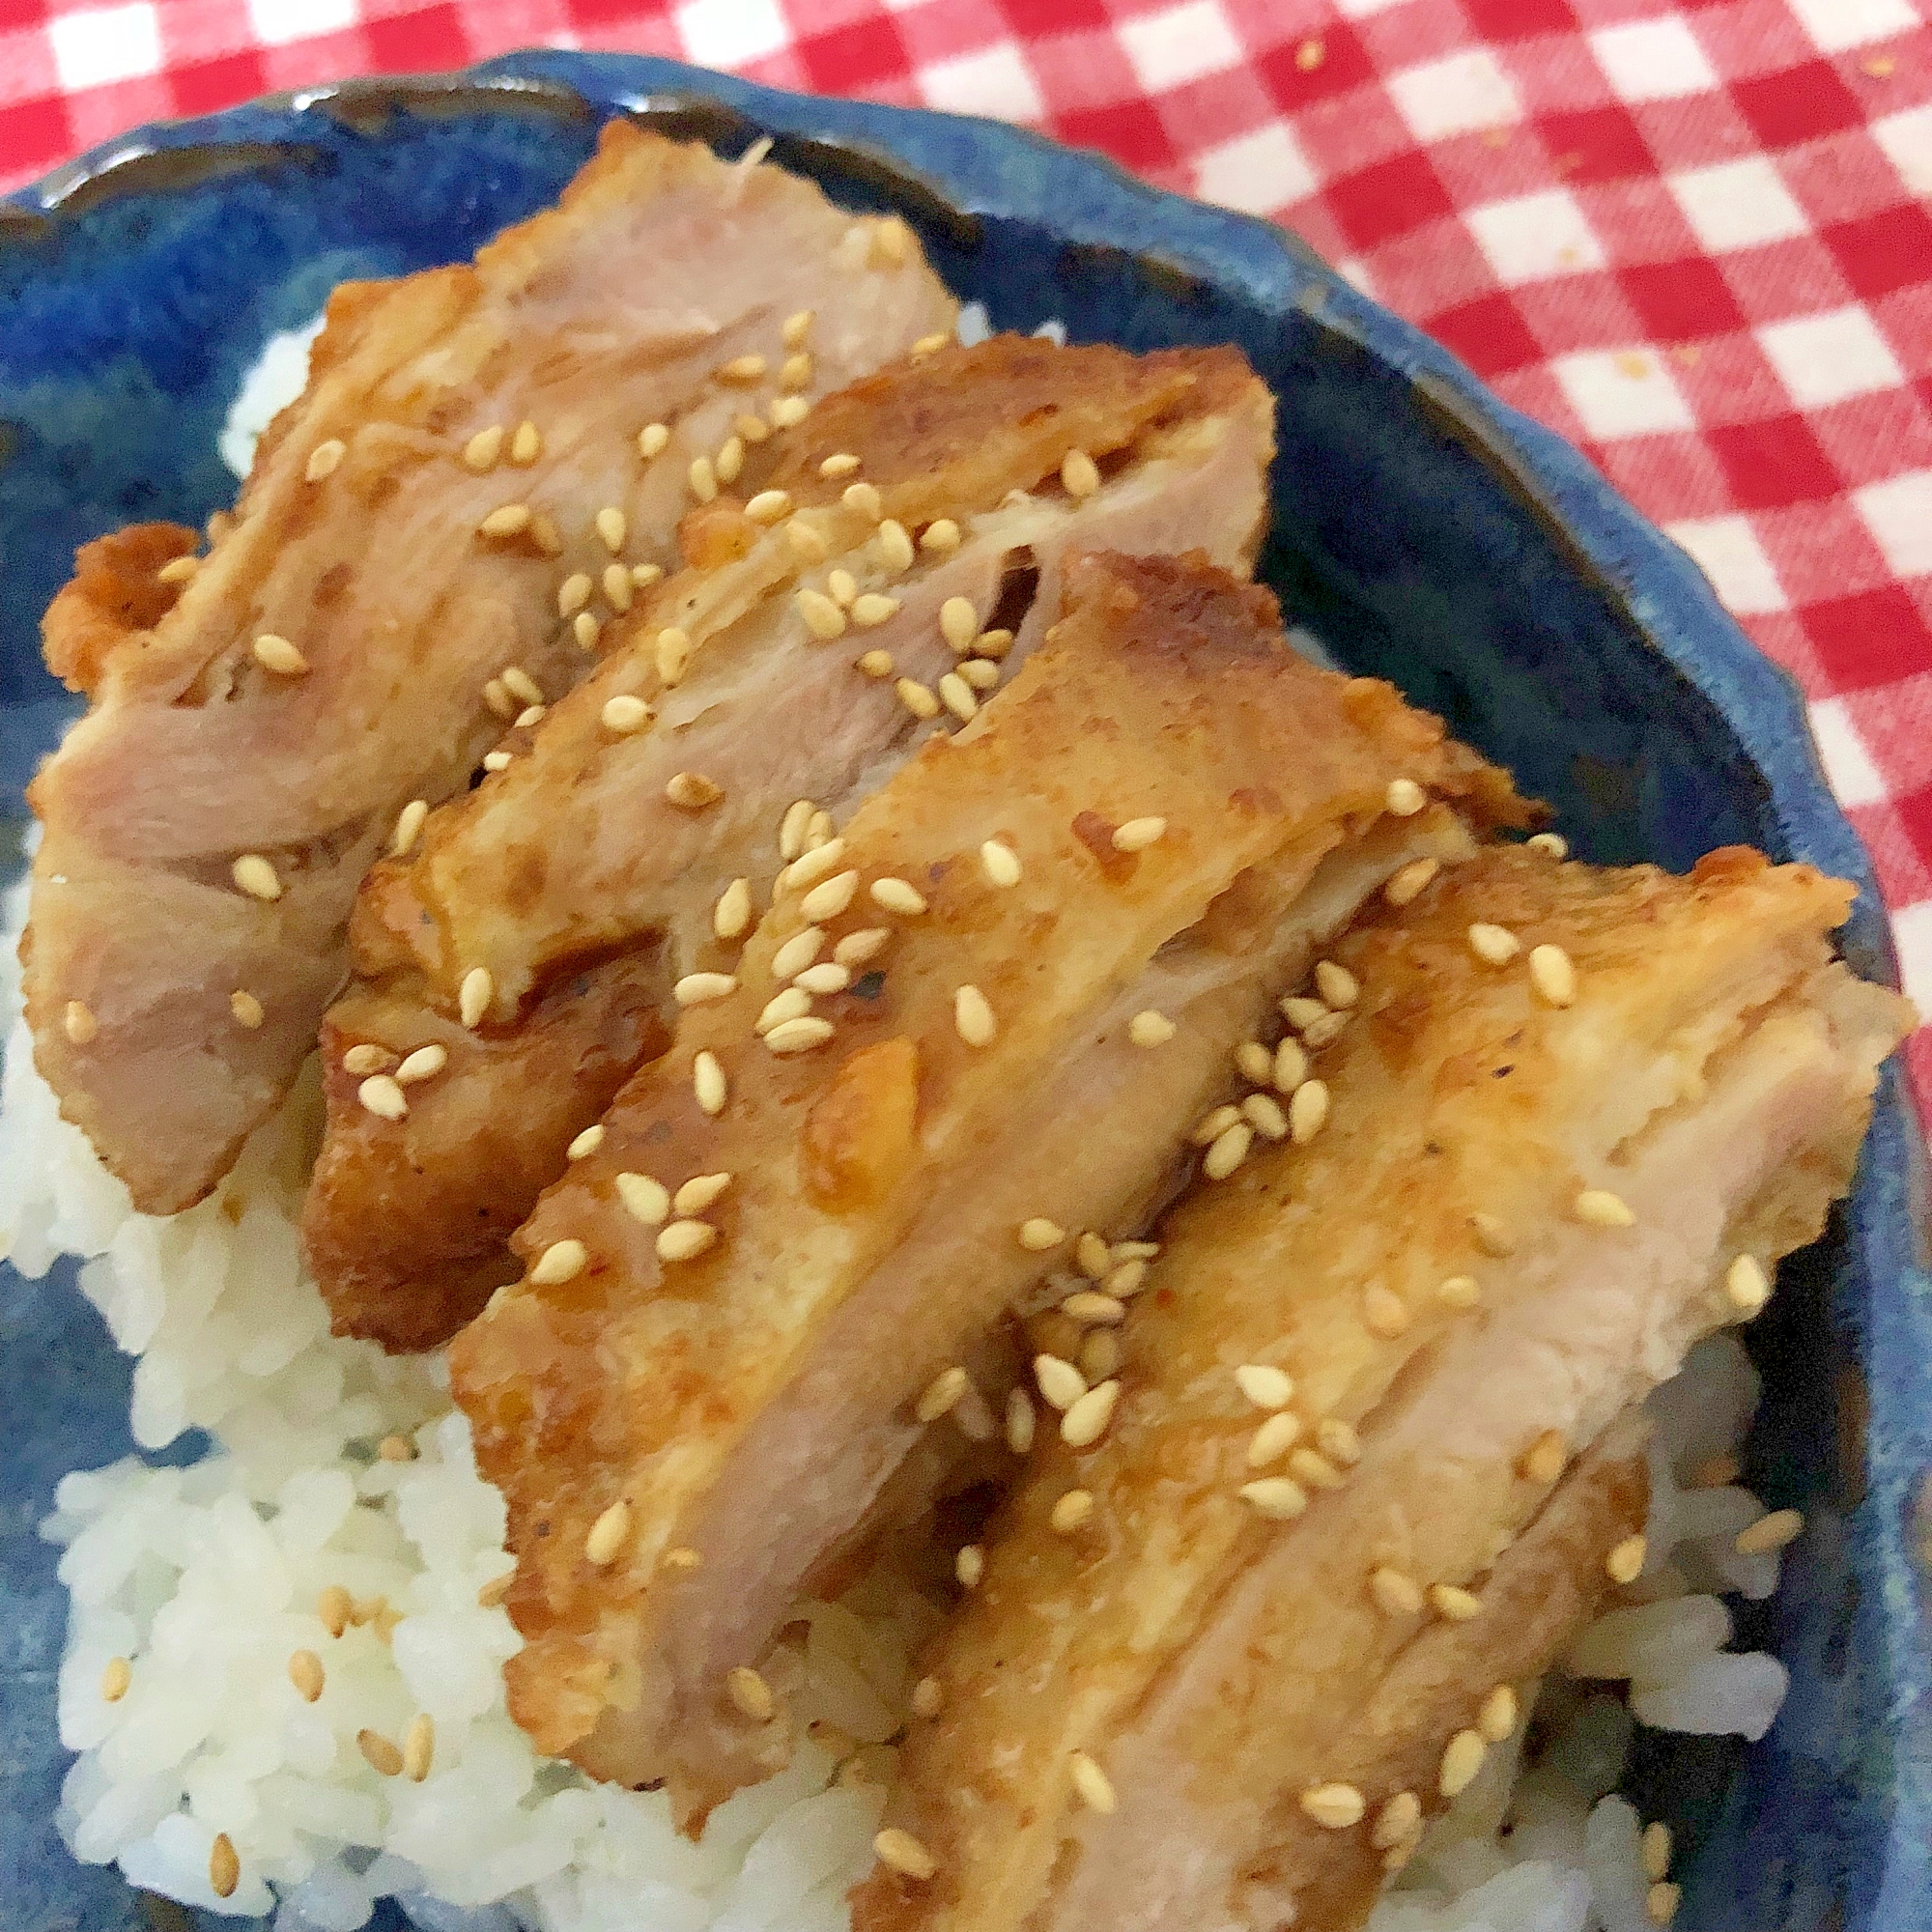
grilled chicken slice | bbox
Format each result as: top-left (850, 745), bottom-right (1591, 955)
top-left (22, 120), bottom-right (955, 1214)
top-left (447, 551), bottom-right (1528, 1816)
top-left (309, 339), bottom-right (1277, 1350)
top-left (854, 844), bottom-right (1911, 1932)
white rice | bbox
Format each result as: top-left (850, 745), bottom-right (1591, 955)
top-left (5, 313), bottom-right (1799, 1932)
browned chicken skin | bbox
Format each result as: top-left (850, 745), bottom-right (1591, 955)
top-left (852, 844), bottom-right (1912, 1932)
top-left (447, 551), bottom-right (1528, 1820)
top-left (308, 339), bottom-right (1279, 1350)
top-left (23, 120), bottom-right (956, 1213)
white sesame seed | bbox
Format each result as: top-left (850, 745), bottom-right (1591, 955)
top-left (1385, 857), bottom-right (1439, 906)
top-left (744, 488), bottom-right (792, 526)
top-left (359, 1074), bottom-right (408, 1122)
top-left (591, 693), bottom-right (648, 740)
top-left (1127, 1009), bottom-right (1176, 1048)
top-left (288, 1648), bottom-right (325, 1702)
top-left (781, 308), bottom-right (813, 347)
top-left (479, 503), bottom-right (532, 538)
top-left (1112, 815), bottom-right (1166, 853)
top-left (1069, 1749), bottom-right (1116, 1811)
top-left (922, 518), bottom-right (961, 554)
top-left (893, 677), bottom-right (936, 719)
top-left (1643, 1823), bottom-right (1673, 1883)
top-left (615, 1172), bottom-right (670, 1226)
top-left (253, 632), bottom-right (309, 675)
top-left (871, 877), bottom-right (927, 916)
top-left (1299, 1782), bottom-right (1365, 1830)
top-left (802, 869), bottom-right (860, 923)
top-left (1373, 1791), bottom-right (1422, 1849)
top-left (460, 966), bottom-right (493, 1029)
top-left (1189, 1104), bottom-right (1241, 1148)
top-left (709, 877), bottom-right (753, 944)
top-left (657, 1219), bottom-right (719, 1263)
top-left (514, 704), bottom-right (546, 731)
top-left (796, 588), bottom-right (847, 639)
top-left (1736, 1507), bottom-right (1804, 1555)
top-left (718, 353), bottom-right (767, 385)
top-left (463, 425), bottom-right (504, 471)
top-left (917, 1366), bottom-right (971, 1424)
top-left (673, 972), bottom-right (738, 1008)
top-left (1431, 1582), bottom-right (1483, 1621)
top-left (852, 592), bottom-right (899, 629)
top-left (1606, 1534), bottom-right (1648, 1584)
top-left (530, 1238), bottom-right (587, 1286)
top-left (232, 853), bottom-right (281, 901)
top-left (1061, 1379), bottom-right (1120, 1447)
top-left (1290, 1447), bottom-right (1348, 1492)
top-left (1726, 1254), bottom-right (1770, 1316)
top-left (911, 1675), bottom-right (944, 1718)
top-left (63, 999), bottom-right (98, 1045)
top-left (1242, 1094), bottom-right (1288, 1141)
top-left (954, 984), bottom-right (997, 1047)
top-left (1363, 1285), bottom-right (1409, 1338)
top-left (1105, 1258), bottom-right (1149, 1298)
top-left (1019, 1218), bottom-right (1065, 1252)
top-left (726, 1663), bottom-right (774, 1722)
top-left (939, 672), bottom-right (978, 722)
top-left (482, 752), bottom-right (513, 773)
top-left (777, 350), bottom-right (812, 391)
top-left (756, 988), bottom-right (811, 1034)
top-left (1035, 1354), bottom-right (1087, 1411)
top-left (1005, 1387), bottom-right (1037, 1454)
top-left (1233, 1039), bottom-right (1271, 1085)
top-left (1478, 1684), bottom-right (1519, 1743)
top-left (772, 926), bottom-right (826, 980)
top-left (854, 648), bottom-right (895, 679)
top-left (820, 453), bottom-right (861, 478)
top-left (1063, 1292), bottom-right (1125, 1326)
top-left (1236, 1364), bottom-right (1293, 1410)
top-left (794, 962), bottom-right (851, 995)
top-left (766, 1016), bottom-right (836, 1056)
top-left (564, 1123), bottom-right (605, 1162)
top-left (1439, 1729), bottom-right (1486, 1798)
top-left (1527, 832), bottom-right (1569, 859)
top-left (395, 1043), bottom-right (447, 1084)
top-left (1385, 778), bottom-right (1427, 816)
top-left (584, 1498), bottom-right (632, 1565)
top-left (1290, 1079), bottom-right (1330, 1144)
top-left (667, 772), bottom-right (724, 810)
top-left (574, 611), bottom-right (602, 651)
top-left (1371, 1567), bottom-right (1426, 1616)
top-left (1470, 1212), bottom-right (1516, 1257)
top-left (827, 569), bottom-right (858, 609)
top-left (555, 572), bottom-right (593, 619)
top-left (1241, 1476), bottom-right (1309, 1520)
top-left (1529, 943), bottom-right (1577, 1006)
top-left (499, 666), bottom-right (541, 707)
top-left (1577, 1188), bottom-right (1635, 1229)
top-left (1061, 448), bottom-right (1100, 498)
top-left (872, 1829), bottom-right (936, 1881)
top-left (1282, 996), bottom-right (1328, 1032)
top-left (842, 481), bottom-right (883, 522)
top-left (770, 394), bottom-right (810, 429)
top-left (1320, 1418), bottom-right (1363, 1464)
top-left (974, 627), bottom-right (1014, 659)
top-left (959, 657), bottom-right (1000, 692)
top-left (939, 597), bottom-right (979, 652)
top-left (973, 839), bottom-right (1020, 889)
top-left (100, 1655), bottom-right (131, 1702)
top-left (870, 215), bottom-right (913, 266)
top-left (638, 421), bottom-right (670, 459)
top-left (1647, 1881), bottom-right (1682, 1926)
top-left (343, 1042), bottom-right (388, 1077)
top-left (1272, 1037), bottom-right (1309, 1093)
top-left (715, 435), bottom-right (745, 485)
top-left (1247, 1411), bottom-right (1303, 1467)
top-left (1204, 1122), bottom-right (1253, 1179)
top-left (230, 989), bottom-right (264, 1029)
top-left (1520, 1430), bottom-right (1568, 1484)
top-left (836, 928), bottom-right (890, 969)
top-left (600, 562), bottom-right (633, 614)
top-left (1315, 960), bottom-right (1359, 1009)
top-left (779, 801), bottom-right (816, 862)
top-left (955, 1544), bottom-right (983, 1588)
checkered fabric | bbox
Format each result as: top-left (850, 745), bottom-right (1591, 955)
top-left (6, 0), bottom-right (1931, 1113)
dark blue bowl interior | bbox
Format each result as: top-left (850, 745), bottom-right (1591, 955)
top-left (2, 55), bottom-right (1926, 1932)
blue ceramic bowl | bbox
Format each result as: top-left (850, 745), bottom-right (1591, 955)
top-left (2, 54), bottom-right (1926, 1932)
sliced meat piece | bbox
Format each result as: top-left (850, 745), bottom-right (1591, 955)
top-left (446, 550), bottom-right (1530, 1817)
top-left (853, 843), bottom-right (1912, 1932)
top-left (310, 338), bottom-right (1277, 1350)
top-left (23, 120), bottom-right (956, 1214)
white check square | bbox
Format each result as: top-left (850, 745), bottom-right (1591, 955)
top-left (1553, 350), bottom-right (1695, 439)
top-left (1890, 902), bottom-right (1932, 1024)
top-left (244, 0), bottom-right (356, 46)
top-left (1466, 189), bottom-right (1605, 285)
top-left (49, 0), bottom-right (162, 86)
top-left (674, 0), bottom-right (789, 67)
top-left (1387, 49), bottom-right (1522, 143)
top-left (1194, 124), bottom-right (1318, 214)
top-left (1873, 103), bottom-right (1932, 199)
top-left (1117, 0), bottom-right (1243, 94)
top-left (1808, 696), bottom-right (1890, 809)
top-left (1588, 19), bottom-right (1719, 103)
top-left (1667, 157), bottom-right (1811, 254)
top-left (1853, 471), bottom-right (1932, 580)
top-left (1757, 307), bottom-right (1906, 410)
top-left (1786, 0), bottom-right (1918, 53)
top-left (1667, 515), bottom-right (1790, 615)
top-left (920, 43), bottom-right (1043, 122)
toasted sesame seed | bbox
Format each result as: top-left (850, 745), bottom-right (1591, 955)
top-left (615, 1172), bottom-right (671, 1226)
top-left (210, 1833), bottom-right (241, 1899)
top-left (717, 353), bottom-right (767, 385)
top-left (938, 596), bottom-right (979, 652)
top-left (850, 649), bottom-right (894, 681)
top-left (871, 215), bottom-right (914, 266)
top-left (343, 1042), bottom-right (388, 1077)
top-left (358, 1074), bottom-right (407, 1122)
top-left (1431, 1582), bottom-right (1483, 1621)
top-left (1035, 1354), bottom-right (1088, 1410)
top-left (376, 1432), bottom-right (415, 1463)
top-left (922, 518), bottom-right (962, 554)
top-left (1236, 1364), bottom-right (1294, 1410)
top-left (1470, 1212), bottom-right (1516, 1257)
top-left (400, 1711), bottom-right (436, 1782)
top-left (1467, 923), bottom-right (1520, 966)
top-left (674, 971), bottom-right (739, 1009)
top-left (770, 394), bottom-right (810, 429)
top-left (973, 627), bottom-right (1014, 659)
top-left (657, 1219), bottom-right (719, 1263)
top-left (667, 772), bottom-right (724, 810)
top-left (910, 1675), bottom-right (944, 1719)
top-left (1299, 1782), bottom-right (1365, 1830)
top-left (1273, 1037), bottom-right (1310, 1093)
top-left (464, 425), bottom-right (504, 470)
top-left (479, 503), bottom-right (532, 539)
top-left (1003, 1388), bottom-right (1037, 1458)
top-left (1061, 1379), bottom-right (1120, 1448)
top-left (574, 611), bottom-right (603, 651)
top-left (158, 553), bottom-right (201, 583)
top-left (1605, 1534), bottom-right (1648, 1584)
top-left (1364, 1285), bottom-right (1410, 1338)
top-left (842, 482), bottom-right (883, 524)
top-left (460, 966), bottom-right (493, 1029)
top-left (852, 592), bottom-right (899, 629)
top-left (530, 512), bottom-right (562, 556)
top-left (1439, 1728), bottom-right (1486, 1798)
top-left (895, 676), bottom-right (939, 719)
top-left (1019, 1218), bottom-right (1065, 1253)
top-left (318, 1585), bottom-right (352, 1637)
top-left (1529, 943), bottom-right (1577, 1006)
top-left (555, 573), bottom-right (593, 619)
top-left (765, 1016), bottom-right (836, 1056)
top-left (714, 435), bottom-right (745, 486)
top-left (359, 1727), bottom-right (404, 1776)
top-left (287, 1647), bottom-right (325, 1702)
top-left (1113, 815), bottom-right (1166, 853)
top-left (1577, 1188), bottom-right (1634, 1229)
top-left (1062, 448), bottom-right (1100, 498)
top-left (871, 877), bottom-right (927, 915)
top-left (98, 1654), bottom-right (131, 1701)
top-left (1478, 1684), bottom-right (1519, 1743)
top-left (1527, 832), bottom-right (1569, 859)
top-left (1726, 1254), bottom-right (1770, 1316)
top-left (1691, 1452), bottom-right (1742, 1489)
top-left (1058, 1749), bottom-right (1116, 1815)
top-left (230, 989), bottom-right (265, 1029)
top-left (1736, 1507), bottom-right (1804, 1555)
top-left (955, 1544), bottom-right (984, 1588)
top-left (1122, 1009), bottom-right (1176, 1050)
top-left (1520, 1430), bottom-right (1568, 1484)
top-left (565, 1123), bottom-right (605, 1161)
top-left (954, 985), bottom-right (998, 1047)
top-left (695, 1051), bottom-right (727, 1115)
top-left (836, 928), bottom-right (890, 968)
top-left (484, 678), bottom-right (515, 718)
top-left (1384, 778), bottom-right (1427, 817)
top-left (530, 1238), bottom-right (587, 1285)
top-left (1247, 1411), bottom-right (1303, 1467)
top-left (820, 452), bottom-right (862, 478)
top-left (1371, 1566), bottom-right (1426, 1615)
top-left (917, 1366), bottom-right (971, 1424)
top-left (725, 1664), bottom-right (775, 1723)
top-left (1647, 1881), bottom-right (1682, 1925)
top-left (637, 421), bottom-right (670, 459)
top-left (938, 671), bottom-right (978, 722)
top-left (802, 869), bottom-right (861, 923)
top-left (1049, 1489), bottom-right (1094, 1534)
top-left (1242, 1094), bottom-right (1288, 1141)
top-left (772, 925), bottom-right (826, 980)
top-left (779, 308), bottom-right (814, 350)
top-left (498, 666), bottom-right (540, 707)
top-left (1373, 1791), bottom-right (1422, 1849)
top-left (1078, 1331), bottom-right (1120, 1386)
top-left (1315, 961), bottom-right (1359, 1009)
top-left (481, 751), bottom-right (513, 773)
top-left (61, 999), bottom-right (99, 1046)
top-left (1385, 857), bottom-right (1439, 906)
top-left (232, 853), bottom-right (282, 901)
top-left (1204, 1121), bottom-right (1253, 1179)
top-left (874, 1828), bottom-right (937, 1880)
top-left (395, 1043), bottom-right (447, 1084)
top-left (1642, 1822), bottom-right (1673, 1882)
top-left (1241, 1475), bottom-right (1309, 1520)
top-left (1289, 1079), bottom-right (1330, 1145)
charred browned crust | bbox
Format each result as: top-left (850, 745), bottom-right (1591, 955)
top-left (42, 523), bottom-right (199, 693)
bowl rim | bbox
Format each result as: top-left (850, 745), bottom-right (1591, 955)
top-left (8, 48), bottom-right (1930, 1929)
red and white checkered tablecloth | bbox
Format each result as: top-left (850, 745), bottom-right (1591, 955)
top-left (5, 0), bottom-right (1931, 1113)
